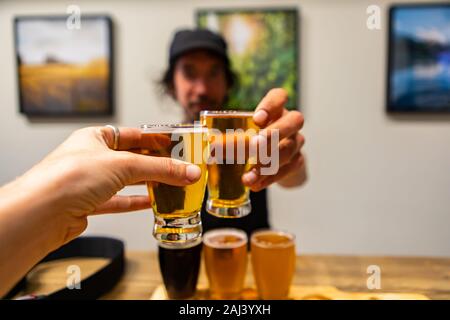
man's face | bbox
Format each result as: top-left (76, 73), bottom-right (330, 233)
top-left (172, 50), bottom-right (228, 121)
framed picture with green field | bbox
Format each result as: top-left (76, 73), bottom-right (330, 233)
top-left (197, 8), bottom-right (299, 111)
top-left (14, 15), bottom-right (114, 116)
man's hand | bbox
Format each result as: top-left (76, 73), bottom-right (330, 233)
top-left (242, 88), bottom-right (307, 191)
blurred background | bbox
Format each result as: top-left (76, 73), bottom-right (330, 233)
top-left (0, 0), bottom-right (449, 256)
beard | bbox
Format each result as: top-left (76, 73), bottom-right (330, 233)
top-left (187, 96), bottom-right (222, 121)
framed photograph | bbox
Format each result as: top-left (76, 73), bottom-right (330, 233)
top-left (14, 15), bottom-right (114, 116)
top-left (197, 8), bottom-right (299, 110)
top-left (387, 4), bottom-right (450, 112)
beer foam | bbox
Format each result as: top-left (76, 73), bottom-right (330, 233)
top-left (141, 124), bottom-right (208, 134)
top-left (200, 110), bottom-right (254, 118)
top-left (251, 230), bottom-right (295, 249)
top-left (203, 228), bottom-right (248, 249)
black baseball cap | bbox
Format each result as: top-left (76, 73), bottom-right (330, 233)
top-left (169, 28), bottom-right (229, 65)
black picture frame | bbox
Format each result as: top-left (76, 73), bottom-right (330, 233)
top-left (196, 7), bottom-right (300, 111)
top-left (14, 15), bottom-right (114, 117)
top-left (386, 3), bottom-right (450, 113)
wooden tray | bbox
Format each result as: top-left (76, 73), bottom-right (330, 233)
top-left (150, 284), bottom-right (429, 300)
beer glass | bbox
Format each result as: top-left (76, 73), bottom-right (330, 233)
top-left (251, 229), bottom-right (296, 299)
top-left (141, 124), bottom-right (208, 246)
top-left (158, 238), bottom-right (202, 299)
top-left (203, 228), bottom-right (248, 299)
top-left (200, 110), bottom-right (259, 218)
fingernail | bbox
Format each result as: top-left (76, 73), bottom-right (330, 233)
top-left (253, 110), bottom-right (268, 124)
top-left (186, 164), bottom-right (201, 182)
top-left (243, 170), bottom-right (258, 185)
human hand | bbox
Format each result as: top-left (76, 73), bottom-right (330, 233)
top-left (242, 88), bottom-right (306, 191)
top-left (17, 126), bottom-right (201, 247)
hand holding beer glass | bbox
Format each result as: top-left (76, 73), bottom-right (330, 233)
top-left (141, 124), bottom-right (208, 246)
top-left (200, 111), bottom-right (259, 218)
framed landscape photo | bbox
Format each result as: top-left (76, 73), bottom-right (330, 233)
top-left (197, 8), bottom-right (299, 111)
top-left (14, 15), bottom-right (114, 116)
top-left (387, 4), bottom-right (450, 112)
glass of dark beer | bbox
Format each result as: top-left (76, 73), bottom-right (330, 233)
top-left (158, 238), bottom-right (203, 299)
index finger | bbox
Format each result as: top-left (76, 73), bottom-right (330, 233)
top-left (260, 110), bottom-right (304, 141)
top-left (100, 126), bottom-right (142, 150)
top-left (253, 88), bottom-right (289, 127)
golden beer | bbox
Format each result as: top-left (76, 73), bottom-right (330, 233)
top-left (200, 111), bottom-right (259, 218)
top-left (251, 230), bottom-right (296, 299)
top-left (141, 124), bottom-right (208, 246)
top-left (203, 228), bottom-right (248, 299)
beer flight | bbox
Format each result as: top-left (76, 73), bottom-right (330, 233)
top-left (141, 110), bottom-right (296, 300)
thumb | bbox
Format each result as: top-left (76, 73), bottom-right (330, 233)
top-left (116, 153), bottom-right (202, 186)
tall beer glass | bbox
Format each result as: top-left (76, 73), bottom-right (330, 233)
top-left (251, 230), bottom-right (296, 299)
top-left (203, 228), bottom-right (248, 299)
top-left (200, 110), bottom-right (259, 218)
top-left (141, 124), bottom-right (208, 246)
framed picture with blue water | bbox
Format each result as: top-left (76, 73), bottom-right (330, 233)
top-left (387, 4), bottom-right (450, 112)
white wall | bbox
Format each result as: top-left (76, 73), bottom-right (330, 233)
top-left (1, 0), bottom-right (449, 256)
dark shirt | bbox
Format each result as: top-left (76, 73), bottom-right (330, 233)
top-left (201, 189), bottom-right (270, 239)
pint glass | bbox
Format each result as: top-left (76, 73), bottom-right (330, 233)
top-left (158, 238), bottom-right (202, 299)
top-left (251, 230), bottom-right (296, 299)
top-left (203, 228), bottom-right (248, 299)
